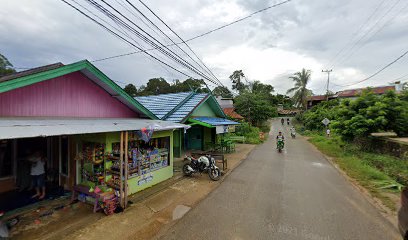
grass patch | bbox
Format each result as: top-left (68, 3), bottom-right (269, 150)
top-left (306, 133), bottom-right (406, 211)
top-left (232, 122), bottom-right (266, 144)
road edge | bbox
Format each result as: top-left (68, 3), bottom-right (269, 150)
top-left (304, 136), bottom-right (400, 232)
top-left (152, 143), bottom-right (259, 239)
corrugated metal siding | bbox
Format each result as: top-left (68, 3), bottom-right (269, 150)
top-left (135, 92), bottom-right (208, 122)
top-left (166, 93), bottom-right (208, 122)
top-left (136, 92), bottom-right (191, 119)
top-left (192, 117), bottom-right (239, 126)
top-left (0, 118), bottom-right (189, 140)
top-left (0, 72), bottom-right (139, 118)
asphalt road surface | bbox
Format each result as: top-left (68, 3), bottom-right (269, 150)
top-left (158, 119), bottom-right (400, 240)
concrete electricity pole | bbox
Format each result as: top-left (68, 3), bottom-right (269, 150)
top-left (322, 69), bottom-right (333, 101)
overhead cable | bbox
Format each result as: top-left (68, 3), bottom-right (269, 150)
top-left (335, 49), bottom-right (408, 88)
top-left (136, 0), bottom-right (225, 87)
top-left (91, 0), bottom-right (292, 63)
top-left (84, 0), bottom-right (220, 86)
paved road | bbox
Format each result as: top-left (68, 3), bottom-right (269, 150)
top-left (158, 119), bottom-right (400, 240)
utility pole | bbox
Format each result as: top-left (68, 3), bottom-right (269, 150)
top-left (322, 69), bottom-right (333, 101)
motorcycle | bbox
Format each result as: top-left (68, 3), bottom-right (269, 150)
top-left (291, 132), bottom-right (296, 139)
top-left (277, 139), bottom-right (284, 152)
top-left (183, 154), bottom-right (221, 181)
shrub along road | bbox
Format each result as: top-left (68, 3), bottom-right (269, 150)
top-left (156, 119), bottom-right (400, 240)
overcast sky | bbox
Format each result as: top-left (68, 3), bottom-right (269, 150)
top-left (1, 0), bottom-right (407, 94)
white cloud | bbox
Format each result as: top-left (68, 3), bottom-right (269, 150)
top-left (205, 44), bottom-right (323, 93)
top-left (1, 0), bottom-right (407, 95)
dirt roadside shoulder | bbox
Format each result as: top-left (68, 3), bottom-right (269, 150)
top-left (60, 144), bottom-right (257, 240)
top-left (304, 136), bottom-right (400, 232)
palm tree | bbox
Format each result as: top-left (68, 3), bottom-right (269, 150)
top-left (287, 69), bottom-right (312, 110)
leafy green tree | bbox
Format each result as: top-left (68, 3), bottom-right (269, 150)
top-left (287, 69), bottom-right (312, 110)
top-left (229, 70), bottom-right (247, 93)
top-left (269, 94), bottom-right (293, 109)
top-left (301, 99), bottom-right (340, 130)
top-left (234, 91), bottom-right (277, 126)
top-left (212, 86), bottom-right (233, 98)
top-left (331, 90), bottom-right (408, 141)
top-left (0, 53), bottom-right (16, 77)
top-left (251, 80), bottom-right (274, 96)
top-left (123, 83), bottom-right (138, 97)
top-left (137, 78), bottom-right (171, 96)
top-left (171, 78), bottom-right (208, 93)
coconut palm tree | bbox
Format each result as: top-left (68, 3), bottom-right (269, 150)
top-left (287, 69), bottom-right (312, 110)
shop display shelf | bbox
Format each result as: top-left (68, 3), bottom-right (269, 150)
top-left (106, 169), bottom-right (120, 175)
top-left (128, 173), bottom-right (139, 179)
top-left (106, 182), bottom-right (120, 190)
top-left (150, 165), bottom-right (168, 172)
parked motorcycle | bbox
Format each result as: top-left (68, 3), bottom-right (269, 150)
top-left (277, 139), bottom-right (284, 152)
top-left (183, 155), bottom-right (221, 181)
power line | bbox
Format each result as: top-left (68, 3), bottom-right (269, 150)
top-left (124, 0), bottom-right (222, 87)
top-left (393, 72), bottom-right (408, 82)
top-left (136, 0), bottom-right (225, 87)
top-left (335, 49), bottom-right (408, 88)
top-left (325, 0), bottom-right (386, 68)
top-left (332, 0), bottom-right (402, 69)
top-left (60, 0), bottom-right (200, 81)
top-left (85, 0), bottom-right (220, 86)
top-left (90, 0), bottom-right (292, 63)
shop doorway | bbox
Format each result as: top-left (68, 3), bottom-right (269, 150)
top-left (187, 126), bottom-right (203, 150)
top-left (0, 136), bottom-right (71, 212)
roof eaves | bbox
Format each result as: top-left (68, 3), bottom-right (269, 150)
top-left (0, 60), bottom-right (88, 94)
top-left (161, 92), bottom-right (195, 121)
top-left (0, 60), bottom-right (158, 120)
top-left (180, 93), bottom-right (210, 123)
top-left (207, 94), bottom-right (227, 118)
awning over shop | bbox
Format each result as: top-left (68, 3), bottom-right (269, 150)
top-left (188, 117), bottom-right (240, 128)
top-left (0, 118), bottom-right (190, 140)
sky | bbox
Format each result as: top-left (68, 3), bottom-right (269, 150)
top-left (1, 0), bottom-right (407, 95)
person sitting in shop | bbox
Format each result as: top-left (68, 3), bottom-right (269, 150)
top-left (29, 151), bottom-right (47, 199)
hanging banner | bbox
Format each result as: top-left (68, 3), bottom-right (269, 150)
top-left (216, 125), bottom-right (228, 134)
top-left (135, 125), bottom-right (154, 142)
top-left (228, 126), bottom-right (236, 133)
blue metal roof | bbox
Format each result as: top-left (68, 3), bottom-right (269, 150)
top-left (166, 93), bottom-right (208, 122)
top-left (135, 92), bottom-right (208, 122)
top-left (135, 92), bottom-right (192, 119)
top-left (191, 117), bottom-right (239, 126)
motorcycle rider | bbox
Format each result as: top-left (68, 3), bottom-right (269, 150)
top-left (276, 131), bottom-right (285, 149)
top-left (287, 118), bottom-right (290, 125)
top-left (281, 118), bottom-right (285, 125)
top-left (290, 127), bottom-right (296, 138)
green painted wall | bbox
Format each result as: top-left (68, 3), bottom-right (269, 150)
top-left (192, 101), bottom-right (217, 117)
top-left (173, 129), bottom-right (182, 158)
top-left (127, 130), bottom-right (173, 195)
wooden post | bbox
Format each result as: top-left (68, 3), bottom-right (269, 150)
top-left (119, 131), bottom-right (124, 208)
top-left (124, 131), bottom-right (129, 208)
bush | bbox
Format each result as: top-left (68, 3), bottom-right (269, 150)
top-left (234, 122), bottom-right (263, 144)
top-left (258, 122), bottom-right (271, 133)
top-left (309, 133), bottom-right (408, 186)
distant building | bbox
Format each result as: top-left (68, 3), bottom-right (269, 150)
top-left (307, 84), bottom-right (400, 109)
top-left (215, 96), bottom-right (244, 120)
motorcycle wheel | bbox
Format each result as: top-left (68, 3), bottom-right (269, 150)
top-left (208, 168), bottom-right (221, 181)
top-left (182, 163), bottom-right (193, 177)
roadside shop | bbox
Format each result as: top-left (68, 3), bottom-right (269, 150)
top-left (0, 60), bottom-right (187, 219)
